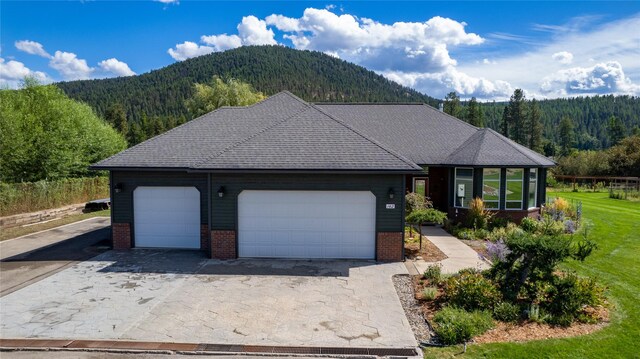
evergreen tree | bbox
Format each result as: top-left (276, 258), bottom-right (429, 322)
top-left (104, 103), bottom-right (129, 137)
top-left (607, 115), bottom-right (626, 146)
top-left (507, 89), bottom-right (527, 145)
top-left (443, 91), bottom-right (463, 119)
top-left (500, 106), bottom-right (509, 137)
top-left (559, 116), bottom-right (575, 156)
top-left (527, 99), bottom-right (543, 152)
top-left (465, 97), bottom-right (484, 127)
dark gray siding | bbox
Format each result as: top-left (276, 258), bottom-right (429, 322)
top-left (210, 173), bottom-right (404, 232)
top-left (111, 171), bottom-right (208, 224)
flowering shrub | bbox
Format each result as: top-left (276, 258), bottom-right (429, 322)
top-left (564, 219), bottom-right (577, 234)
top-left (486, 240), bottom-right (510, 262)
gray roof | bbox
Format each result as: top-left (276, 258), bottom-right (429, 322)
top-left (93, 91), bottom-right (555, 171)
top-left (93, 92), bottom-right (420, 172)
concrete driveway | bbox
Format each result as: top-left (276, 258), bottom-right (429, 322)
top-left (0, 250), bottom-right (416, 349)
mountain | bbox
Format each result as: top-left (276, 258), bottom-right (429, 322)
top-left (57, 45), bottom-right (438, 122)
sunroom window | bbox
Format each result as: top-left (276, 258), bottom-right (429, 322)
top-left (528, 169), bottom-right (538, 208)
top-left (482, 168), bottom-right (500, 209)
top-left (506, 168), bottom-right (524, 210)
top-left (454, 168), bottom-right (473, 208)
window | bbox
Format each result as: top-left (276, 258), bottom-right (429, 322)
top-left (506, 168), bottom-right (524, 209)
top-left (454, 168), bottom-right (473, 208)
top-left (528, 169), bottom-right (538, 208)
top-left (482, 168), bottom-right (500, 209)
top-left (413, 178), bottom-right (427, 197)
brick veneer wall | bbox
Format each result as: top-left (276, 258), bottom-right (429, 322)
top-left (376, 232), bottom-right (403, 262)
top-left (200, 224), bottom-right (210, 252)
top-left (211, 230), bottom-right (236, 259)
top-left (112, 223), bottom-right (131, 249)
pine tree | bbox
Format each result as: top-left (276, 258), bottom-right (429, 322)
top-left (559, 116), bottom-right (575, 156)
top-left (443, 92), bottom-right (463, 119)
top-left (500, 106), bottom-right (509, 136)
top-left (607, 115), bottom-right (626, 146)
top-left (527, 99), bottom-right (543, 152)
top-left (466, 97), bottom-right (484, 127)
top-left (507, 89), bottom-right (527, 145)
top-left (104, 103), bottom-right (129, 136)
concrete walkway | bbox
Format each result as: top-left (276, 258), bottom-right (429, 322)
top-left (408, 226), bottom-right (490, 275)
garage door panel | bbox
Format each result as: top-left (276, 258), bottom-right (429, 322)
top-left (238, 190), bottom-right (376, 259)
top-left (134, 187), bottom-right (200, 249)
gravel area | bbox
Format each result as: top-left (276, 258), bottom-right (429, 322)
top-left (392, 274), bottom-right (432, 343)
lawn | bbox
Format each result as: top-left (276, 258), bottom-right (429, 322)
top-left (0, 210), bottom-right (110, 241)
top-left (423, 192), bottom-right (640, 358)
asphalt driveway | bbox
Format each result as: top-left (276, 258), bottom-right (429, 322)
top-left (0, 250), bottom-right (417, 348)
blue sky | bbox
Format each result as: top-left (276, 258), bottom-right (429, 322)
top-left (1, 1), bottom-right (639, 100)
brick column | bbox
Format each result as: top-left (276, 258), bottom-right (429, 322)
top-left (112, 223), bottom-right (131, 249)
top-left (377, 232), bottom-right (403, 262)
top-left (200, 224), bottom-right (210, 252)
top-left (211, 230), bottom-right (236, 259)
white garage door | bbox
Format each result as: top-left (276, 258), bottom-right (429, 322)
top-left (238, 190), bottom-right (376, 259)
top-left (133, 186), bottom-right (200, 249)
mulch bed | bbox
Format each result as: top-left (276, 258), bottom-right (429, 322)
top-left (404, 233), bottom-right (448, 262)
top-left (409, 275), bottom-right (610, 344)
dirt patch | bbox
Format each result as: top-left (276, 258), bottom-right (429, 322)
top-left (405, 233), bottom-right (448, 262)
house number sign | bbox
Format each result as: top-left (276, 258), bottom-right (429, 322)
top-left (386, 204), bottom-right (395, 209)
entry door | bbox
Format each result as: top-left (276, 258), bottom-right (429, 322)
top-left (133, 186), bottom-right (200, 249)
top-left (238, 190), bottom-right (376, 259)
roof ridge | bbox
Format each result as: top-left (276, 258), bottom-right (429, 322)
top-left (92, 106), bottom-right (231, 168)
top-left (444, 129), bottom-right (484, 163)
top-left (486, 128), bottom-right (548, 165)
top-left (192, 103), bottom-right (312, 167)
top-left (420, 103), bottom-right (479, 131)
top-left (315, 102), bottom-right (425, 105)
top-left (310, 104), bottom-right (422, 170)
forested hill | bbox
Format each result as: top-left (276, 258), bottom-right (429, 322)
top-left (57, 45), bottom-right (438, 122)
top-left (480, 95), bottom-right (640, 150)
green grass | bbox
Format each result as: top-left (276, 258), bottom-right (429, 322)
top-left (423, 192), bottom-right (640, 358)
top-left (0, 210), bottom-right (110, 241)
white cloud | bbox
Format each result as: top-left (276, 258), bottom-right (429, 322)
top-left (15, 40), bottom-right (51, 58)
top-left (49, 51), bottom-right (94, 80)
top-left (0, 58), bottom-right (49, 87)
top-left (98, 58), bottom-right (135, 77)
top-left (551, 51), bottom-right (573, 65)
top-left (266, 9), bottom-right (482, 73)
top-left (167, 41), bottom-right (215, 61)
top-left (384, 67), bottom-right (513, 100)
top-left (200, 34), bottom-right (243, 51)
top-left (237, 16), bottom-right (277, 46)
top-left (155, 0), bottom-right (178, 3)
top-left (541, 61), bottom-right (640, 96)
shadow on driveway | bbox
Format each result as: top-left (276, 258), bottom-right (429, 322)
top-left (96, 249), bottom-right (378, 277)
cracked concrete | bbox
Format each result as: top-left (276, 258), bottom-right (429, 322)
top-left (0, 249), bottom-right (417, 348)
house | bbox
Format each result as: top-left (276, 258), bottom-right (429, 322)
top-left (92, 91), bottom-right (554, 261)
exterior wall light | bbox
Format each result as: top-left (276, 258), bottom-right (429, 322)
top-left (114, 183), bottom-right (123, 193)
top-left (388, 188), bottom-right (395, 199)
top-left (217, 186), bottom-right (225, 198)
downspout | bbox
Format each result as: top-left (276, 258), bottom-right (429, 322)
top-left (401, 174), bottom-right (407, 261)
top-left (109, 171), bottom-right (114, 247)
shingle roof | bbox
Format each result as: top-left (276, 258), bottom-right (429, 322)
top-left (93, 91), bottom-right (555, 171)
top-left (316, 103), bottom-right (555, 167)
top-left (92, 92), bottom-right (421, 172)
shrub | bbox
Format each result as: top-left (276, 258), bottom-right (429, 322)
top-left (457, 228), bottom-right (477, 240)
top-left (407, 208), bottom-right (447, 226)
top-left (444, 272), bottom-right (501, 311)
top-left (520, 217), bottom-right (539, 233)
top-left (433, 307), bottom-right (494, 345)
top-left (489, 217), bottom-right (511, 230)
top-left (423, 264), bottom-right (442, 283)
top-left (525, 304), bottom-right (549, 324)
top-left (405, 192), bottom-right (431, 213)
top-left (465, 198), bottom-right (494, 230)
top-left (474, 228), bottom-right (490, 240)
top-left (564, 219), bottom-right (577, 234)
top-left (545, 273), bottom-right (606, 325)
top-left (537, 216), bottom-right (565, 236)
top-left (422, 286), bottom-right (438, 301)
top-left (493, 302), bottom-right (521, 322)
top-left (486, 240), bottom-right (510, 263)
